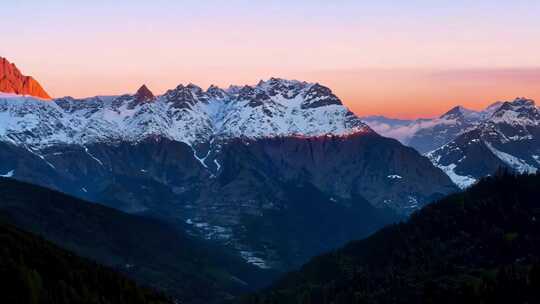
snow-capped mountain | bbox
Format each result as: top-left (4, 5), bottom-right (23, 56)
top-left (363, 102), bottom-right (503, 153)
top-left (427, 98), bottom-right (540, 188)
top-left (0, 76), bottom-right (457, 270)
top-left (0, 78), bottom-right (370, 149)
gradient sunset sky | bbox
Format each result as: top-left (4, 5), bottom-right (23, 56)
top-left (2, 1), bottom-right (539, 118)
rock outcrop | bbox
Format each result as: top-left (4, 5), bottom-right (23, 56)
top-left (0, 57), bottom-right (51, 99)
top-left (134, 84), bottom-right (155, 103)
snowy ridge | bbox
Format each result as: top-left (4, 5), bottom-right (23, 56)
top-left (0, 78), bottom-right (371, 150)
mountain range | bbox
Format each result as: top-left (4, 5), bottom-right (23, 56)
top-left (427, 98), bottom-right (540, 188)
top-left (363, 101), bottom-right (504, 153)
top-left (364, 98), bottom-right (540, 188)
top-left (0, 58), bottom-right (457, 271)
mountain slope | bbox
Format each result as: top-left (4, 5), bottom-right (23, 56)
top-left (0, 57), bottom-right (50, 99)
top-left (215, 134), bottom-right (455, 211)
top-left (0, 220), bottom-right (171, 304)
top-left (0, 132), bottom-right (455, 270)
top-left (242, 172), bottom-right (540, 304)
top-left (0, 177), bottom-right (273, 304)
top-left (0, 221), bottom-right (172, 304)
top-left (428, 98), bottom-right (540, 188)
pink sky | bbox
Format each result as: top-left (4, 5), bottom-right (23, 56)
top-left (2, 1), bottom-right (540, 118)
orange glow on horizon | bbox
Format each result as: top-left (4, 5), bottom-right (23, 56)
top-left (321, 68), bottom-right (540, 119)
top-left (3, 2), bottom-right (540, 119)
top-left (25, 66), bottom-right (539, 120)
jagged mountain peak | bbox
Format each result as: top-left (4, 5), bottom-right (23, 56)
top-left (437, 101), bottom-right (506, 122)
top-left (489, 97), bottom-right (539, 126)
top-left (206, 84), bottom-right (228, 99)
top-left (0, 57), bottom-right (51, 99)
top-left (134, 84), bottom-right (154, 103)
top-left (186, 83), bottom-right (204, 92)
top-left (301, 82), bottom-right (343, 109)
top-left (168, 83), bottom-right (206, 95)
top-left (162, 84), bottom-right (204, 109)
top-left (498, 97), bottom-right (536, 110)
top-left (257, 77), bottom-right (307, 89)
top-left (513, 96), bottom-right (535, 105)
top-left (485, 101), bottom-right (504, 112)
top-left (440, 105), bottom-right (472, 119)
top-left (427, 96), bottom-right (540, 189)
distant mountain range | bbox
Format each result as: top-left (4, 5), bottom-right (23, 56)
top-left (427, 98), bottom-right (540, 188)
top-left (0, 57), bottom-right (456, 271)
top-left (363, 101), bottom-right (504, 153)
top-left (364, 98), bottom-right (540, 188)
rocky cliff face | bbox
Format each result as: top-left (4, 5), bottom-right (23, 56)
top-left (0, 57), bottom-right (51, 99)
top-left (0, 134), bottom-right (455, 269)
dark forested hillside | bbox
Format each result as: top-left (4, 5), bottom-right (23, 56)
top-left (0, 178), bottom-right (274, 304)
top-left (0, 221), bottom-right (171, 304)
top-left (242, 172), bottom-right (540, 304)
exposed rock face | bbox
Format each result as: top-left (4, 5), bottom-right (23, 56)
top-left (128, 84), bottom-right (155, 109)
top-left (135, 84), bottom-right (155, 102)
top-left (0, 57), bottom-right (51, 99)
